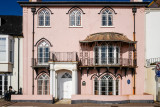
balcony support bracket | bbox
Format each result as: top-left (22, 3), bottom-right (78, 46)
top-left (96, 67), bottom-right (100, 75)
top-left (131, 68), bottom-right (135, 76)
top-left (114, 68), bottom-right (118, 76)
top-left (106, 67), bottom-right (109, 73)
top-left (87, 68), bottom-right (90, 76)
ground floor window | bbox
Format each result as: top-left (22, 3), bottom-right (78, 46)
top-left (0, 74), bottom-right (8, 96)
top-left (94, 74), bottom-right (119, 95)
top-left (37, 73), bottom-right (50, 95)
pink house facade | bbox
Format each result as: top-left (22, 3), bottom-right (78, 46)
top-left (13, 0), bottom-right (154, 104)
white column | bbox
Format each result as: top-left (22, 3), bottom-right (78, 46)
top-left (72, 69), bottom-right (78, 95)
top-left (53, 71), bottom-right (56, 98)
top-left (50, 70), bottom-right (53, 95)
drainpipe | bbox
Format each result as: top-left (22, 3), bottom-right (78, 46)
top-left (132, 7), bottom-right (137, 95)
top-left (31, 8), bottom-right (36, 95)
top-left (17, 37), bottom-right (20, 94)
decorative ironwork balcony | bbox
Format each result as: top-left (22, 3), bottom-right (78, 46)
top-left (52, 52), bottom-right (77, 62)
top-left (79, 57), bottom-right (134, 67)
top-left (32, 52), bottom-right (78, 68)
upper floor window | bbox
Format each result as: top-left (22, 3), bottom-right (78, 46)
top-left (38, 41), bottom-right (50, 64)
top-left (94, 46), bottom-right (120, 65)
top-left (101, 9), bottom-right (113, 26)
top-left (0, 38), bottom-right (6, 62)
top-left (0, 36), bottom-right (13, 63)
top-left (38, 9), bottom-right (50, 27)
top-left (69, 9), bottom-right (82, 27)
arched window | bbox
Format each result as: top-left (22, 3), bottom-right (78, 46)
top-left (70, 9), bottom-right (81, 27)
top-left (37, 73), bottom-right (50, 95)
top-left (38, 9), bottom-right (50, 26)
top-left (94, 74), bottom-right (119, 95)
top-left (38, 41), bottom-right (50, 64)
top-left (102, 9), bottom-right (113, 26)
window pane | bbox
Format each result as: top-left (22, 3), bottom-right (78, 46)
top-left (94, 47), bottom-right (99, 65)
top-left (108, 46), bottom-right (114, 64)
top-left (39, 11), bottom-right (44, 26)
top-left (101, 47), bottom-right (107, 64)
top-left (101, 80), bottom-right (107, 95)
top-left (45, 11), bottom-right (50, 26)
top-left (94, 79), bottom-right (99, 95)
top-left (116, 47), bottom-right (119, 64)
top-left (0, 38), bottom-right (6, 61)
top-left (108, 15), bottom-right (113, 26)
top-left (76, 12), bottom-right (81, 26)
top-left (70, 12), bottom-right (75, 26)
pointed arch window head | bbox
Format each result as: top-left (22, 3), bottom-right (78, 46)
top-left (102, 9), bottom-right (113, 27)
top-left (94, 74), bottom-right (120, 95)
top-left (38, 41), bottom-right (50, 64)
top-left (38, 9), bottom-right (50, 27)
top-left (69, 9), bottom-right (82, 27)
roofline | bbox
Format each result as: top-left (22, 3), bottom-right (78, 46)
top-left (18, 1), bottom-right (150, 7)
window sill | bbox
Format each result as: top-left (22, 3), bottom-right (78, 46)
top-left (100, 26), bottom-right (115, 28)
top-left (69, 26), bottom-right (83, 28)
top-left (37, 26), bottom-right (51, 28)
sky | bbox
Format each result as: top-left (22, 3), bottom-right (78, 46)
top-left (0, 0), bottom-right (151, 16)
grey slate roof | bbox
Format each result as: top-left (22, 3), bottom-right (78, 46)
top-left (0, 15), bottom-right (22, 36)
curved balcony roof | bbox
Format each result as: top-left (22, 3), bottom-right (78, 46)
top-left (80, 32), bottom-right (136, 43)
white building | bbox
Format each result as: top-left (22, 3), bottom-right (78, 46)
top-left (145, 0), bottom-right (160, 101)
top-left (0, 16), bottom-right (23, 97)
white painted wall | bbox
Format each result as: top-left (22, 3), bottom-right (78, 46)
top-left (146, 9), bottom-right (160, 59)
top-left (10, 37), bottom-right (23, 93)
top-left (145, 9), bottom-right (160, 101)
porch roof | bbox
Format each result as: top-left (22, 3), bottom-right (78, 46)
top-left (80, 32), bottom-right (136, 43)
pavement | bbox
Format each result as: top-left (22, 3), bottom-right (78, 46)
top-left (0, 99), bottom-right (160, 107)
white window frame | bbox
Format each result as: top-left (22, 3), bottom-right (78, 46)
top-left (93, 75), bottom-right (120, 95)
top-left (69, 9), bottom-right (82, 27)
top-left (94, 46), bottom-right (120, 65)
top-left (38, 9), bottom-right (50, 27)
top-left (0, 74), bottom-right (8, 96)
top-left (101, 9), bottom-right (113, 27)
top-left (38, 41), bottom-right (50, 65)
top-left (0, 35), bottom-right (13, 63)
top-left (37, 73), bottom-right (50, 95)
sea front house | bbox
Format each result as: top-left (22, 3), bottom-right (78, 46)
top-left (11, 0), bottom-right (154, 104)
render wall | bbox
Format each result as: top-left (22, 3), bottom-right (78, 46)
top-left (23, 6), bottom-right (146, 95)
top-left (145, 9), bottom-right (160, 59)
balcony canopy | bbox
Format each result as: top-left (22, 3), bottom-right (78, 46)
top-left (80, 32), bottom-right (136, 43)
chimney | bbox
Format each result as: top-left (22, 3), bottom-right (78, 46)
top-left (29, 0), bottom-right (42, 2)
top-left (130, 0), bottom-right (142, 2)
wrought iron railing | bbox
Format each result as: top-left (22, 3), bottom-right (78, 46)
top-left (146, 57), bottom-right (160, 67)
top-left (52, 52), bottom-right (77, 62)
top-left (79, 57), bottom-right (134, 67)
top-left (32, 52), bottom-right (78, 67)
